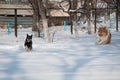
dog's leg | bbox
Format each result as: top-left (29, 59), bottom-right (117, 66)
top-left (96, 35), bottom-right (102, 44)
top-left (25, 46), bottom-right (30, 51)
top-left (97, 35), bottom-right (110, 45)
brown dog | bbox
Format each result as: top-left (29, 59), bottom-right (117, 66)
top-left (96, 26), bottom-right (111, 45)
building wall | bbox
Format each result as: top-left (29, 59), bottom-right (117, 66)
top-left (48, 17), bottom-right (70, 26)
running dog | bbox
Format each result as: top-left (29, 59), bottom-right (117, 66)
top-left (24, 34), bottom-right (33, 51)
top-left (96, 26), bottom-right (111, 45)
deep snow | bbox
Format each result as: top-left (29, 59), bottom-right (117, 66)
top-left (0, 26), bottom-right (120, 80)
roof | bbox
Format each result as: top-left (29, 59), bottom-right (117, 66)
top-left (0, 4), bottom-right (33, 15)
top-left (49, 9), bottom-right (69, 17)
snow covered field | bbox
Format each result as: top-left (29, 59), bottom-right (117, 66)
top-left (0, 26), bottom-right (120, 80)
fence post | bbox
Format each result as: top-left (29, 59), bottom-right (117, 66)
top-left (110, 18), bottom-right (112, 28)
top-left (15, 9), bottom-right (17, 37)
top-left (64, 20), bottom-right (67, 31)
top-left (8, 20), bottom-right (11, 34)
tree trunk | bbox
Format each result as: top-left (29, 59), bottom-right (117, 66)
top-left (32, 12), bottom-right (38, 31)
top-left (84, 0), bottom-right (92, 34)
top-left (73, 21), bottom-right (79, 40)
top-left (87, 18), bottom-right (91, 34)
top-left (42, 19), bottom-right (50, 42)
top-left (37, 0), bottom-right (50, 42)
top-left (69, 0), bottom-right (77, 34)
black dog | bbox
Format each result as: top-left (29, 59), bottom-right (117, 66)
top-left (24, 34), bottom-right (33, 51)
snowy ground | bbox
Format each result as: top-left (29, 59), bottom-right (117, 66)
top-left (0, 26), bottom-right (120, 80)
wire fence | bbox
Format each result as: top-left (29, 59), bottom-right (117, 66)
top-left (0, 16), bottom-right (34, 28)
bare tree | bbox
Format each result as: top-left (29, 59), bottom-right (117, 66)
top-left (59, 0), bottom-right (80, 39)
top-left (29, 0), bottom-right (50, 42)
top-left (37, 0), bottom-right (50, 42)
top-left (28, 0), bottom-right (40, 37)
top-left (59, 0), bottom-right (95, 34)
top-left (83, 0), bottom-right (93, 34)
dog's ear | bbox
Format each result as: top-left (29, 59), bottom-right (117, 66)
top-left (31, 34), bottom-right (33, 37)
top-left (27, 34), bottom-right (29, 37)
